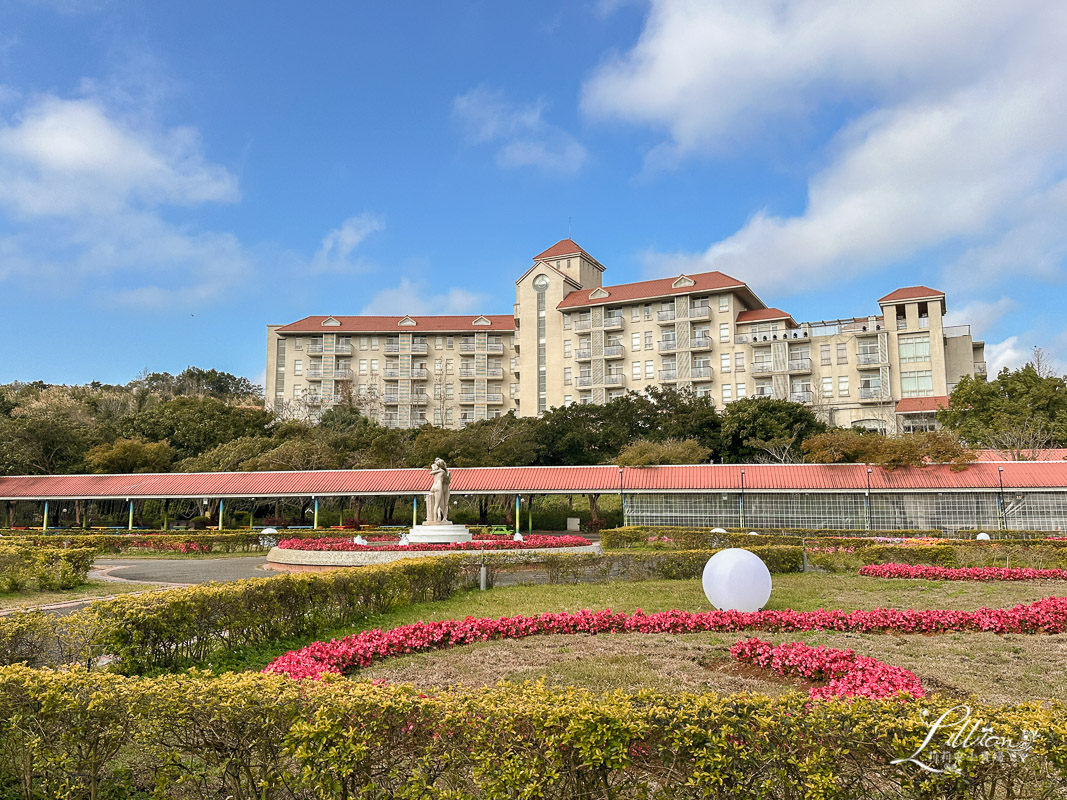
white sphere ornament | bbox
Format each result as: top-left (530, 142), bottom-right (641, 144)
top-left (976, 532), bottom-right (991, 541)
top-left (702, 548), bottom-right (773, 612)
top-left (748, 531), bottom-right (760, 536)
top-left (261, 527), bottom-right (278, 536)
top-left (711, 528), bottom-right (727, 534)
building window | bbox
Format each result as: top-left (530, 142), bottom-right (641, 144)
top-left (434, 383), bottom-right (443, 399)
top-left (446, 384), bottom-right (454, 399)
top-left (734, 352), bottom-right (745, 372)
top-left (839, 375), bottom-right (849, 396)
top-left (534, 274), bottom-right (549, 414)
top-left (445, 336), bottom-right (453, 349)
top-left (370, 359), bottom-right (378, 374)
top-left (434, 358), bottom-right (443, 374)
top-left (736, 383), bottom-right (747, 398)
top-left (822, 376), bottom-right (833, 397)
top-left (564, 394), bottom-right (573, 405)
top-left (293, 338), bottom-right (303, 351)
top-left (632, 361), bottom-right (641, 380)
top-left (445, 409), bottom-right (454, 424)
top-left (722, 384), bottom-right (732, 403)
top-left (645, 360), bottom-right (654, 379)
top-left (359, 359), bottom-right (367, 375)
top-left (563, 367), bottom-right (572, 385)
top-left (719, 295), bottom-right (729, 312)
top-left (644, 331), bottom-right (653, 350)
top-left (632, 332), bottom-right (641, 351)
top-left (293, 359), bottom-right (302, 376)
top-left (360, 336), bottom-right (368, 351)
top-left (820, 345), bottom-right (831, 365)
top-left (564, 339), bottom-right (572, 358)
top-left (899, 334), bottom-right (931, 363)
top-left (631, 306), bottom-right (640, 322)
top-left (719, 323), bottom-right (729, 342)
top-left (563, 314), bottom-right (571, 330)
top-left (371, 337), bottom-right (379, 350)
top-left (644, 303), bottom-right (652, 320)
top-left (836, 343), bottom-right (847, 364)
top-left (901, 370), bottom-right (934, 397)
top-left (510, 382), bottom-right (519, 398)
top-left (445, 359), bottom-right (454, 374)
top-left (720, 353), bottom-right (731, 372)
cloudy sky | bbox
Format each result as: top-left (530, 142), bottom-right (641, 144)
top-left (2, 1), bottom-right (1065, 385)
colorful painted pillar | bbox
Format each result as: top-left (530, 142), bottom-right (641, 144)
top-left (128, 500), bottom-right (134, 531)
top-left (218, 499), bottom-right (224, 531)
top-left (42, 500), bottom-right (49, 531)
top-left (313, 498), bottom-right (319, 530)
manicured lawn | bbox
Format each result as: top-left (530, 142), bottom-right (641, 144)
top-left (0, 579), bottom-right (161, 612)
top-left (213, 572), bottom-right (1067, 675)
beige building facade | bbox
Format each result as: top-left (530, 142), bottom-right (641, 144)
top-left (267, 239), bottom-right (986, 432)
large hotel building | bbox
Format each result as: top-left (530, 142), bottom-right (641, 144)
top-left (266, 239), bottom-right (986, 433)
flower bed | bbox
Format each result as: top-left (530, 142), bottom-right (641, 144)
top-left (860, 563), bottom-right (1067, 581)
top-left (277, 534), bottom-right (592, 552)
top-left (729, 637), bottom-right (924, 700)
top-left (264, 596), bottom-right (1067, 680)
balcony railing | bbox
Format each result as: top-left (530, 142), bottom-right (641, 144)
top-left (787, 358), bottom-right (812, 372)
top-left (601, 374), bottom-right (625, 386)
top-left (486, 343), bottom-right (503, 354)
top-left (304, 394), bottom-right (323, 405)
top-left (857, 352), bottom-right (883, 365)
top-left (410, 394), bottom-right (429, 405)
top-left (944, 324), bottom-right (972, 338)
top-left (459, 393), bottom-right (476, 403)
top-left (307, 344), bottom-right (325, 353)
top-left (690, 337), bottom-right (712, 350)
top-left (752, 363), bottom-right (773, 375)
top-left (576, 376), bottom-right (593, 387)
top-left (602, 316), bottom-right (624, 330)
top-left (575, 349), bottom-right (593, 360)
top-left (657, 309), bottom-right (676, 322)
top-left (334, 344), bottom-right (352, 354)
top-left (410, 369), bottom-right (428, 379)
top-left (459, 368), bottom-right (476, 378)
top-left (459, 341), bottom-right (476, 353)
top-left (574, 319), bottom-right (592, 331)
top-left (306, 369), bottom-right (323, 379)
top-left (486, 367), bottom-right (504, 378)
top-left (974, 361), bottom-right (987, 374)
top-left (383, 394), bottom-right (400, 404)
top-left (333, 369), bottom-right (353, 380)
top-left (659, 369), bottom-right (678, 381)
top-left (691, 366), bottom-right (713, 380)
top-left (754, 389), bottom-right (773, 398)
top-left (658, 340), bottom-right (677, 352)
top-left (486, 393), bottom-right (504, 404)
top-left (689, 306), bottom-right (711, 319)
top-left (603, 345), bottom-right (624, 358)
top-left (789, 391), bottom-right (813, 404)
top-left (859, 387), bottom-right (886, 400)
top-left (383, 370), bottom-right (400, 379)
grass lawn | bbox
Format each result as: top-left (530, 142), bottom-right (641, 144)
top-left (213, 572), bottom-right (1067, 686)
top-left (0, 579), bottom-right (163, 612)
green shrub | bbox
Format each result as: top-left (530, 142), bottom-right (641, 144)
top-left (0, 670), bottom-right (1062, 799)
top-left (0, 545), bottom-right (95, 593)
top-left (188, 514), bottom-right (212, 530)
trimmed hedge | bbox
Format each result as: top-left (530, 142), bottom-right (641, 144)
top-left (0, 545), bottom-right (96, 592)
top-left (0, 670), bottom-right (1063, 799)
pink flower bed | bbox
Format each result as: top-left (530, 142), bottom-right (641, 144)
top-left (860, 563), bottom-right (1067, 581)
top-left (128, 539), bottom-right (210, 553)
top-left (277, 535), bottom-right (591, 552)
top-left (729, 637), bottom-right (924, 700)
top-left (263, 597), bottom-right (1067, 680)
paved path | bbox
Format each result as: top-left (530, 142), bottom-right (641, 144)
top-left (92, 556), bottom-right (271, 586)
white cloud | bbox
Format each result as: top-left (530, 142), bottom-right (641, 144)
top-left (0, 92), bottom-right (248, 307)
top-left (311, 213), bottom-right (384, 273)
top-left (584, 1), bottom-right (1067, 295)
top-left (358, 277), bottom-right (489, 316)
top-left (943, 298), bottom-right (1019, 337)
top-left (986, 336), bottom-right (1029, 375)
top-left (453, 86), bottom-right (587, 174)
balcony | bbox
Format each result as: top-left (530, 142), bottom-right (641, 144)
top-left (486, 343), bottom-right (503, 354)
top-left (410, 394), bottom-right (429, 405)
top-left (384, 417), bottom-right (402, 429)
top-left (658, 340), bottom-right (678, 353)
top-left (459, 368), bottom-right (476, 378)
top-left (857, 352), bottom-right (883, 365)
top-left (383, 394), bottom-right (400, 404)
top-left (601, 316), bottom-right (624, 330)
top-left (576, 375), bottom-right (593, 388)
top-left (574, 319), bottom-right (592, 331)
top-left (659, 369), bottom-right (678, 381)
top-left (305, 394), bottom-right (323, 405)
top-left (306, 369), bottom-right (323, 380)
top-left (974, 361), bottom-right (987, 375)
top-left (601, 374), bottom-right (625, 386)
top-left (383, 369), bottom-right (400, 379)
top-left (486, 393), bottom-right (504, 404)
top-left (689, 306), bottom-right (711, 319)
top-left (384, 342), bottom-right (400, 354)
top-left (459, 393), bottom-right (477, 403)
top-left (333, 369), bottom-right (353, 381)
top-left (690, 337), bottom-right (712, 351)
top-left (410, 369), bottom-right (428, 380)
top-left (859, 387), bottom-right (887, 400)
top-left (944, 325), bottom-right (971, 338)
top-left (307, 343), bottom-right (325, 353)
top-left (691, 366), bottom-right (713, 381)
top-left (459, 414), bottom-right (475, 426)
top-left (486, 367), bottom-right (504, 378)
top-left (459, 341), bottom-right (476, 353)
top-left (754, 389), bottom-right (773, 399)
top-left (789, 391), bottom-right (813, 404)
top-left (334, 343), bottom-right (353, 355)
top-left (575, 348), bottom-right (593, 361)
top-left (787, 358), bottom-right (812, 373)
top-left (603, 345), bottom-right (625, 359)
top-left (410, 342), bottom-right (428, 354)
top-left (657, 310), bottom-right (677, 323)
top-left (752, 363), bottom-right (773, 375)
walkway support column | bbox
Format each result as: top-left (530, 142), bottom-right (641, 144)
top-left (128, 499), bottom-right (134, 531)
top-left (218, 499), bottom-right (224, 531)
top-left (42, 500), bottom-right (49, 531)
top-left (412, 495), bottom-right (417, 527)
top-left (515, 495), bottom-right (520, 536)
top-left (528, 495), bottom-right (533, 535)
top-left (313, 498), bottom-right (319, 530)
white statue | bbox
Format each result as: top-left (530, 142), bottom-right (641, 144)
top-left (427, 458), bottom-right (451, 524)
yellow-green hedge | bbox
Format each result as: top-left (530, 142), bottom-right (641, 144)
top-left (0, 668), bottom-right (1063, 799)
top-left (0, 545), bottom-right (96, 592)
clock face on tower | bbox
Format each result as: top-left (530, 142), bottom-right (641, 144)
top-left (533, 274), bottom-right (550, 291)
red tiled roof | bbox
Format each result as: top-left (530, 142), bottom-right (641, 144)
top-left (975, 449), bottom-right (1067, 462)
top-left (4, 462), bottom-right (1067, 500)
top-left (736, 308), bottom-right (795, 324)
top-left (895, 396), bottom-right (950, 413)
top-left (878, 286), bottom-right (945, 304)
top-left (276, 315), bottom-right (515, 333)
top-left (534, 239), bottom-right (598, 263)
top-left (557, 270), bottom-right (749, 310)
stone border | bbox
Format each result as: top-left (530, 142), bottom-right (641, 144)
top-left (266, 543), bottom-right (602, 571)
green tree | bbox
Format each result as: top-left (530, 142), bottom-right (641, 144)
top-left (720, 397), bottom-right (827, 463)
top-left (616, 438), bottom-right (711, 466)
top-left (84, 438), bottom-right (175, 474)
top-left (176, 436), bottom-right (276, 472)
top-left (125, 397), bottom-right (273, 460)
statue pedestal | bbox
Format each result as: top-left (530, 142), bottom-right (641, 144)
top-left (408, 522), bottom-right (472, 544)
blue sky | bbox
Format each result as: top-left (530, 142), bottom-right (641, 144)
top-left (2, 1), bottom-right (1066, 387)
